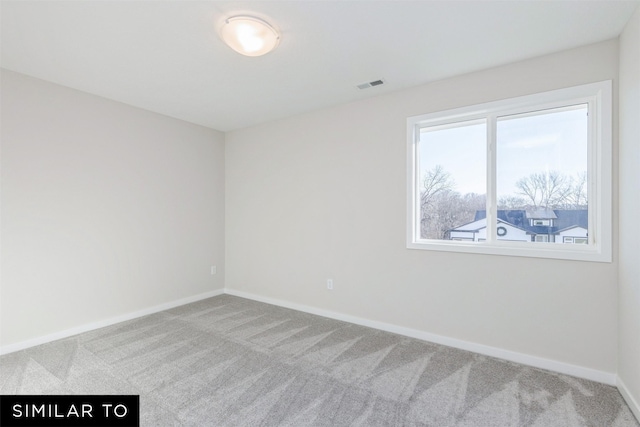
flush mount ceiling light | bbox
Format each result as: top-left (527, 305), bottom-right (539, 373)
top-left (221, 16), bottom-right (280, 57)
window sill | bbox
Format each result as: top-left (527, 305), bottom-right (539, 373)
top-left (407, 240), bottom-right (611, 263)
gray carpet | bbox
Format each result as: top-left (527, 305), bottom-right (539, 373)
top-left (1, 294), bottom-right (638, 426)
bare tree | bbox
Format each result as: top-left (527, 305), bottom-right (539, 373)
top-left (419, 166), bottom-right (485, 239)
top-left (459, 192), bottom-right (486, 222)
top-left (419, 165), bottom-right (454, 239)
top-left (420, 165), bottom-right (454, 206)
top-left (515, 171), bottom-right (573, 208)
top-left (498, 195), bottom-right (528, 209)
top-left (566, 171), bottom-right (588, 208)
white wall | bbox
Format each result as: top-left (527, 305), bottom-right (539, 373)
top-left (618, 5), bottom-right (640, 418)
top-left (226, 40), bottom-right (619, 376)
top-left (0, 69), bottom-right (225, 347)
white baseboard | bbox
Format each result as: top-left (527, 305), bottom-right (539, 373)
top-left (224, 288), bottom-right (617, 386)
top-left (0, 289), bottom-right (225, 356)
top-left (618, 376), bottom-right (640, 423)
top-left (1, 286), bottom-right (619, 389)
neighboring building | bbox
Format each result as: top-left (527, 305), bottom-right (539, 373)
top-left (447, 208), bottom-right (588, 244)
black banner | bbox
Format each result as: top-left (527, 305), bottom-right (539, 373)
top-left (0, 395), bottom-right (139, 427)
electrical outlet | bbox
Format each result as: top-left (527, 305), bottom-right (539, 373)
top-left (211, 266), bottom-right (217, 275)
top-left (327, 279), bottom-right (333, 290)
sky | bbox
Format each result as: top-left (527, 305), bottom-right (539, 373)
top-left (418, 105), bottom-right (588, 197)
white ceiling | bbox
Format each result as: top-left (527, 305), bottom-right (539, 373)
top-left (2, 1), bottom-right (638, 132)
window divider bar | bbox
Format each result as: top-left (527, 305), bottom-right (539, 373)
top-left (410, 123), bottom-right (420, 243)
top-left (587, 97), bottom-right (597, 246)
top-left (415, 125), bottom-right (423, 242)
top-left (486, 115), bottom-right (497, 244)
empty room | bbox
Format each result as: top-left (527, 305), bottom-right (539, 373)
top-left (1, 1), bottom-right (639, 426)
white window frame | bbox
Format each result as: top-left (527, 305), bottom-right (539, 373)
top-left (406, 81), bottom-right (612, 262)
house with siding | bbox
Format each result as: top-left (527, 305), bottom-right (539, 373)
top-left (447, 208), bottom-right (588, 243)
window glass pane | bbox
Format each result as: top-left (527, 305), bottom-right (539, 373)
top-left (496, 105), bottom-right (588, 244)
top-left (418, 120), bottom-right (486, 240)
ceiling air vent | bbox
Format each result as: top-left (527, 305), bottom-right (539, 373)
top-left (357, 79), bottom-right (385, 90)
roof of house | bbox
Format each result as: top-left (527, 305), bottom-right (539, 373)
top-left (451, 218), bottom-right (530, 234)
top-left (525, 208), bottom-right (558, 219)
top-left (470, 209), bottom-right (588, 235)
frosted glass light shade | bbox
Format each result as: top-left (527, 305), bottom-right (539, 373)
top-left (221, 16), bottom-right (280, 57)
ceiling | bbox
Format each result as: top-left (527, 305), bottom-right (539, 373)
top-left (2, 1), bottom-right (638, 132)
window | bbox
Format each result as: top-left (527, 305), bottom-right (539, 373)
top-left (564, 236), bottom-right (588, 245)
top-left (407, 81), bottom-right (612, 262)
